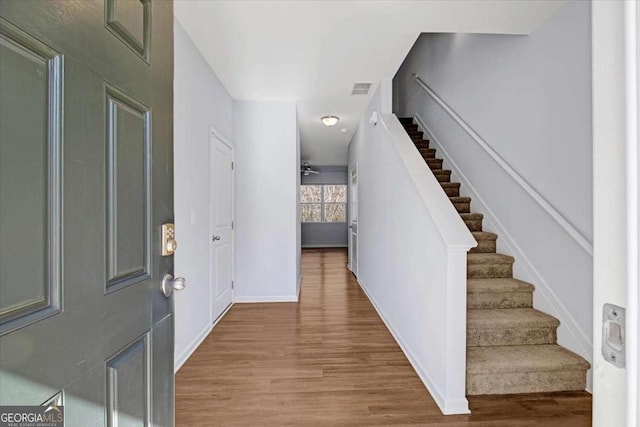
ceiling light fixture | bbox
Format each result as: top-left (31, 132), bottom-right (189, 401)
top-left (321, 115), bottom-right (339, 127)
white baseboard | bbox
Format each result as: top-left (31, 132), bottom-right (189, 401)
top-left (174, 303), bottom-right (234, 373)
top-left (234, 295), bottom-right (299, 303)
top-left (174, 323), bottom-right (212, 373)
top-left (415, 113), bottom-right (593, 391)
top-left (356, 278), bottom-right (470, 415)
top-left (301, 244), bottom-right (348, 248)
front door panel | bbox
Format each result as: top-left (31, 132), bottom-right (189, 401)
top-left (0, 1), bottom-right (174, 425)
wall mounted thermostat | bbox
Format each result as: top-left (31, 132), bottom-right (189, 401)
top-left (161, 223), bottom-right (177, 256)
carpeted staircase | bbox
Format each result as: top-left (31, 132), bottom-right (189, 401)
top-left (399, 117), bottom-right (590, 396)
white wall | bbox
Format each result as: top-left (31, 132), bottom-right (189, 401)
top-left (393, 0), bottom-right (593, 371)
top-left (348, 84), bottom-right (475, 414)
top-left (173, 20), bottom-right (234, 370)
top-left (234, 101), bottom-right (299, 302)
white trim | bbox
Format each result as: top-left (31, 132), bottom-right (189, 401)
top-left (356, 278), bottom-right (470, 415)
top-left (624, 0), bottom-right (639, 423)
top-left (174, 323), bottom-right (212, 372)
top-left (415, 114), bottom-right (593, 388)
top-left (301, 244), bottom-right (348, 248)
top-left (412, 74), bottom-right (593, 256)
top-left (234, 295), bottom-right (299, 303)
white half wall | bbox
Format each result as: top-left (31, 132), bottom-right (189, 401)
top-left (393, 0), bottom-right (593, 374)
top-left (173, 20), bottom-right (234, 371)
top-left (348, 84), bottom-right (475, 415)
top-left (234, 101), bottom-right (299, 302)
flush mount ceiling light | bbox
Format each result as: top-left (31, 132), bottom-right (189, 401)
top-left (321, 115), bottom-right (339, 127)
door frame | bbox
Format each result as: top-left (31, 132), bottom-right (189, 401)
top-left (209, 125), bottom-right (235, 322)
top-left (348, 164), bottom-right (358, 276)
top-left (592, 1), bottom-right (638, 425)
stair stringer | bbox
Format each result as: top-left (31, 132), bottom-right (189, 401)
top-left (414, 113), bottom-right (593, 391)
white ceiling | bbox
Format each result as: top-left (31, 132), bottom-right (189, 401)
top-left (174, 0), bottom-right (567, 166)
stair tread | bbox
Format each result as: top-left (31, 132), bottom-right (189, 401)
top-left (450, 197), bottom-right (471, 203)
top-left (468, 308), bottom-right (559, 329)
top-left (467, 345), bottom-right (590, 374)
top-left (440, 182), bottom-right (460, 188)
top-left (467, 253), bottom-right (514, 265)
top-left (460, 212), bottom-right (483, 219)
top-left (472, 231), bottom-right (497, 241)
top-left (432, 169), bottom-right (451, 174)
top-left (467, 278), bottom-right (534, 293)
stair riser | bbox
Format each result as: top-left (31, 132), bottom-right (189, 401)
top-left (453, 201), bottom-right (470, 213)
top-left (467, 327), bottom-right (557, 347)
top-left (469, 239), bottom-right (496, 253)
top-left (427, 160), bottom-right (443, 169)
top-left (418, 150), bottom-right (436, 158)
top-left (466, 371), bottom-right (587, 395)
top-left (467, 292), bottom-right (533, 309)
top-left (464, 219), bottom-right (483, 232)
top-left (434, 173), bottom-right (451, 183)
top-left (467, 264), bottom-right (513, 279)
top-left (442, 187), bottom-right (459, 197)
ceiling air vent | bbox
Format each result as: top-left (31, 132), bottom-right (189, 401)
top-left (351, 82), bottom-right (372, 95)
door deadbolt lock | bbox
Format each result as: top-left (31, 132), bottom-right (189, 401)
top-left (161, 223), bottom-right (177, 256)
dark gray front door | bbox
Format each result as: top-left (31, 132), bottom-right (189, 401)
top-left (0, 1), bottom-right (174, 425)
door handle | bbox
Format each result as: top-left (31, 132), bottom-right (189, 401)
top-left (161, 274), bottom-right (186, 297)
top-left (212, 235), bottom-right (221, 241)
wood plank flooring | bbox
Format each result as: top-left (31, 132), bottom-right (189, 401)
top-left (175, 248), bottom-right (591, 426)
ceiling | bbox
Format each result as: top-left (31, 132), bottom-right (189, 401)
top-left (174, 0), bottom-right (567, 166)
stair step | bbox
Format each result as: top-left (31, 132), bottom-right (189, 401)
top-left (426, 158), bottom-right (443, 169)
top-left (417, 147), bottom-right (435, 156)
top-left (432, 169), bottom-right (451, 183)
top-left (466, 345), bottom-right (590, 395)
top-left (467, 253), bottom-right (514, 279)
top-left (399, 117), bottom-right (414, 125)
top-left (460, 213), bottom-right (483, 232)
top-left (467, 308), bottom-right (559, 346)
top-left (407, 131), bottom-right (424, 138)
top-left (414, 140), bottom-right (430, 149)
top-left (470, 231), bottom-right (497, 253)
top-left (450, 196), bottom-right (471, 213)
top-left (440, 182), bottom-right (460, 197)
top-left (467, 278), bottom-right (534, 309)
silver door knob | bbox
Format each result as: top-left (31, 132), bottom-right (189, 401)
top-left (212, 235), bottom-right (221, 241)
top-left (162, 274), bottom-right (186, 297)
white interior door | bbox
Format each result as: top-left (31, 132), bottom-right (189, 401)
top-left (349, 166), bottom-right (358, 276)
top-left (210, 129), bottom-right (234, 322)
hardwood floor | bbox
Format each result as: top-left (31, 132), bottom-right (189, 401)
top-left (175, 248), bottom-right (591, 426)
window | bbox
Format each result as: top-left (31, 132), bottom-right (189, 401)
top-left (300, 184), bottom-right (347, 223)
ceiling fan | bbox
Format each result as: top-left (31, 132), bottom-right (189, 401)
top-left (300, 162), bottom-right (320, 176)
